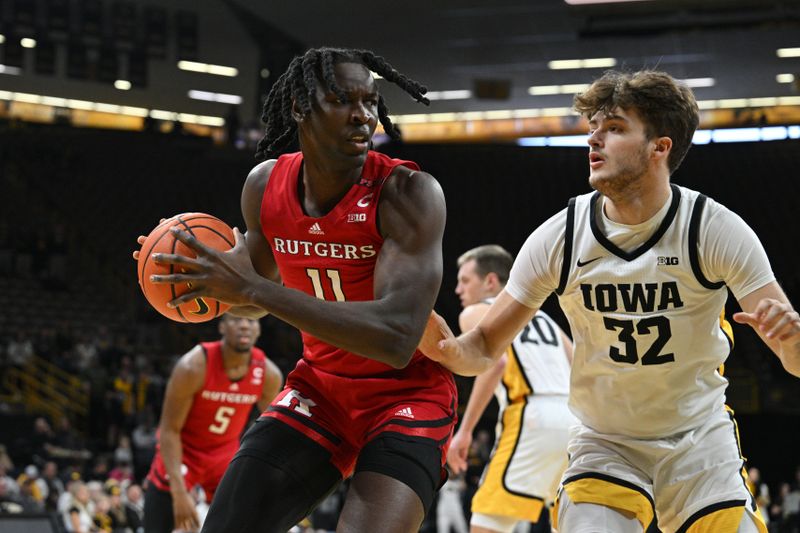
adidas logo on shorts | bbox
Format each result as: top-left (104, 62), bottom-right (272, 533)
top-left (394, 407), bottom-right (415, 419)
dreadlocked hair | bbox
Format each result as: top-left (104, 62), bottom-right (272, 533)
top-left (255, 47), bottom-right (429, 161)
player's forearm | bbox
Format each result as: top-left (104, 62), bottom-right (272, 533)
top-left (159, 430), bottom-right (187, 494)
top-left (245, 278), bottom-right (431, 368)
top-left (443, 329), bottom-right (500, 377)
top-left (459, 359), bottom-right (505, 431)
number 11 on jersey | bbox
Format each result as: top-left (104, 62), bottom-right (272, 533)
top-left (306, 268), bottom-right (347, 302)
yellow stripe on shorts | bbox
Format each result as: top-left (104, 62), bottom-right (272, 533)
top-left (553, 473), bottom-right (655, 532)
top-left (676, 500), bottom-right (767, 533)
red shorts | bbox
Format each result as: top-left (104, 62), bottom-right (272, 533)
top-left (146, 442), bottom-right (237, 501)
top-left (262, 357), bottom-right (457, 478)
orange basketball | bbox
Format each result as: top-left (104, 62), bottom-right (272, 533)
top-left (137, 213), bottom-right (235, 323)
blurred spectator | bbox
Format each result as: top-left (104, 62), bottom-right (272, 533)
top-left (783, 481), bottom-right (800, 532)
top-left (19, 475), bottom-right (45, 512)
top-left (124, 483), bottom-right (144, 533)
top-left (110, 358), bottom-right (136, 444)
top-left (41, 460), bottom-right (65, 512)
top-left (49, 416), bottom-right (93, 467)
top-left (130, 411), bottom-right (157, 481)
top-left (7, 330), bottom-right (34, 367)
top-left (134, 368), bottom-right (153, 417)
top-left (106, 483), bottom-right (129, 532)
top-left (113, 435), bottom-right (133, 466)
top-left (87, 456), bottom-right (111, 483)
top-left (0, 444), bottom-right (14, 472)
top-left (0, 463), bottom-right (19, 498)
top-left (74, 332), bottom-right (99, 373)
top-left (108, 460), bottom-right (134, 486)
top-left (0, 476), bottom-right (23, 514)
top-left (93, 493), bottom-right (113, 532)
top-left (437, 474), bottom-right (468, 533)
top-left (16, 464), bottom-right (44, 505)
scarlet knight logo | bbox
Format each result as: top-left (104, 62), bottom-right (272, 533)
top-left (277, 389), bottom-right (316, 417)
top-left (356, 193), bottom-right (373, 207)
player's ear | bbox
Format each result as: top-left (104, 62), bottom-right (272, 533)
top-left (291, 98), bottom-right (304, 123)
top-left (653, 136), bottom-right (672, 157)
top-left (485, 272), bottom-right (500, 290)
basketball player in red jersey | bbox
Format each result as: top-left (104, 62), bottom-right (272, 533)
top-left (143, 314), bottom-right (282, 533)
top-left (146, 47), bottom-right (456, 532)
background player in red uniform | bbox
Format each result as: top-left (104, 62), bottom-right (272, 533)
top-left (146, 47), bottom-right (456, 533)
top-left (143, 314), bottom-right (282, 533)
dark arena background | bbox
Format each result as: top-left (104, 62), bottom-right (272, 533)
top-left (1, 1), bottom-right (799, 532)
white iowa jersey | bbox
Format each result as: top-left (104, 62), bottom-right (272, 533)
top-left (485, 298), bottom-right (571, 411)
top-left (552, 185), bottom-right (753, 438)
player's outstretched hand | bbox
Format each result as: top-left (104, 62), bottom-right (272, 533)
top-left (419, 311), bottom-right (460, 367)
top-left (734, 298), bottom-right (800, 342)
top-left (172, 489), bottom-right (200, 532)
top-left (151, 227), bottom-right (261, 308)
top-left (446, 428), bottom-right (471, 475)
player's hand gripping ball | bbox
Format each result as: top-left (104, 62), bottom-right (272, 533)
top-left (137, 213), bottom-right (234, 323)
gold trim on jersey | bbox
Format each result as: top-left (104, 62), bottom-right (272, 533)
top-left (504, 345), bottom-right (533, 402)
top-left (717, 308), bottom-right (734, 376)
top-left (553, 474), bottom-right (655, 532)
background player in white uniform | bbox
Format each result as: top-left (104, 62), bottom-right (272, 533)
top-left (421, 70), bottom-right (800, 533)
top-left (448, 245), bottom-right (577, 533)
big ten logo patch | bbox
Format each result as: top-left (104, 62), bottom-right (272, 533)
top-left (347, 213), bottom-right (367, 223)
top-left (657, 256), bottom-right (679, 265)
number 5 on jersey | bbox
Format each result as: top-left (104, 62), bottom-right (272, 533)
top-left (307, 268), bottom-right (347, 302)
top-left (209, 406), bottom-right (235, 434)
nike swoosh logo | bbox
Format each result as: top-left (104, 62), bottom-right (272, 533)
top-left (576, 257), bottom-right (602, 267)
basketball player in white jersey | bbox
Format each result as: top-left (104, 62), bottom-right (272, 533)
top-left (448, 245), bottom-right (576, 533)
top-left (422, 70), bottom-right (800, 533)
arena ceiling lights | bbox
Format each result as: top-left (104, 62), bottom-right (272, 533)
top-left (0, 64), bottom-right (22, 75)
top-left (177, 60), bottom-right (238, 77)
top-left (0, 90), bottom-right (226, 127)
top-left (188, 90), bottom-right (243, 105)
top-left (776, 48), bottom-right (800, 58)
top-left (528, 84), bottom-right (591, 95)
top-left (548, 57), bottom-right (617, 70)
top-left (426, 90), bottom-right (472, 101)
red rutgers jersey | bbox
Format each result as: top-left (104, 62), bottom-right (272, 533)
top-left (261, 150), bottom-right (430, 378)
top-left (259, 150), bottom-right (457, 478)
top-left (147, 341), bottom-right (266, 498)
